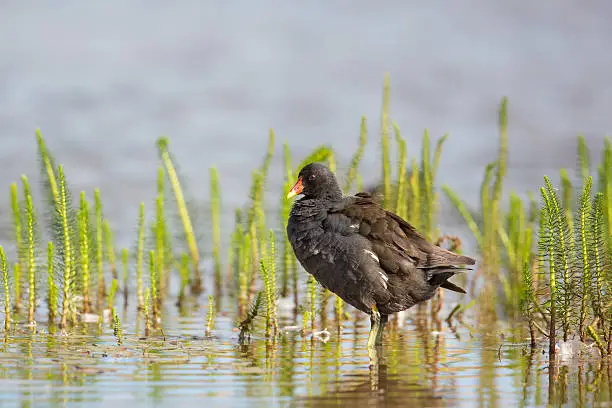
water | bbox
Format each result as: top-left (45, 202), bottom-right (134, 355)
top-left (1, 1), bottom-right (611, 407)
top-left (1, 305), bottom-right (609, 407)
top-left (1, 1), bottom-right (611, 243)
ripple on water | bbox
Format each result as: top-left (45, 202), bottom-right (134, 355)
top-left (0, 310), bottom-right (610, 408)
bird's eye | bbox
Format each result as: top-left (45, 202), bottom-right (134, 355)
top-left (309, 174), bottom-right (316, 181)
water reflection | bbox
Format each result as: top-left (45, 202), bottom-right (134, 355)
top-left (0, 311), bottom-right (609, 407)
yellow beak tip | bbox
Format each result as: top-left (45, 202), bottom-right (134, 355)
top-left (287, 191), bottom-right (297, 199)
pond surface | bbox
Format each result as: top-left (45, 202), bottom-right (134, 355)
top-left (0, 299), bottom-right (609, 408)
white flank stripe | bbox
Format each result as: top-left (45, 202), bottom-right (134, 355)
top-left (364, 249), bottom-right (379, 263)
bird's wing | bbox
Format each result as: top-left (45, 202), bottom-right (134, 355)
top-left (326, 193), bottom-right (475, 275)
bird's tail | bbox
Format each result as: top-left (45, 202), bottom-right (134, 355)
top-left (425, 246), bottom-right (476, 268)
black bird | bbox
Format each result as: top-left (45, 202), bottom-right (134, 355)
top-left (286, 163), bottom-right (475, 352)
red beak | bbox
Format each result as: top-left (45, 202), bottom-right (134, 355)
top-left (287, 176), bottom-right (304, 199)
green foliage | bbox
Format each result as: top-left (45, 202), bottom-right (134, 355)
top-left (344, 116), bottom-right (367, 193)
top-left (107, 278), bottom-right (118, 310)
top-left (445, 98), bottom-right (508, 270)
top-left (210, 166), bottom-right (222, 290)
top-left (144, 287), bottom-right (151, 335)
top-left (0, 246), bottom-right (10, 331)
top-left (380, 74), bottom-right (391, 209)
top-left (155, 168), bottom-right (168, 296)
top-left (259, 230), bottom-right (278, 337)
top-left (94, 189), bottom-right (105, 312)
top-left (238, 291), bottom-right (263, 344)
top-left (78, 192), bottom-right (92, 313)
top-left (178, 253), bottom-right (189, 301)
top-left (57, 165), bottom-right (76, 329)
top-left (21, 176), bottom-right (37, 324)
top-left (157, 137), bottom-right (201, 291)
top-left (136, 202), bottom-right (145, 309)
top-left (103, 220), bottom-right (118, 284)
top-left (121, 248), bottom-right (128, 307)
top-left (148, 250), bottom-right (158, 320)
top-left (536, 167), bottom-right (611, 356)
top-left (47, 242), bottom-right (57, 324)
top-left (205, 294), bottom-right (215, 338)
top-left (308, 275), bottom-right (316, 333)
top-left (112, 309), bottom-right (123, 346)
top-left (10, 183), bottom-right (22, 276)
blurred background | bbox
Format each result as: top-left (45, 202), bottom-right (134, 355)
top-left (1, 1), bottom-right (611, 248)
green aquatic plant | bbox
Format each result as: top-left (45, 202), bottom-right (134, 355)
top-left (600, 137), bottom-right (611, 252)
top-left (419, 129), bottom-right (447, 242)
top-left (393, 123), bottom-right (407, 219)
top-left (210, 166), bottom-right (222, 291)
top-left (35, 129), bottom-right (59, 204)
top-left (47, 242), bottom-right (57, 324)
top-left (535, 169), bottom-right (611, 357)
top-left (444, 98), bottom-right (508, 268)
top-left (205, 294), bottom-right (215, 338)
top-left (343, 116), bottom-right (367, 193)
top-left (544, 176), bottom-right (573, 343)
top-left (248, 157), bottom-right (269, 275)
top-left (0, 246), bottom-right (10, 331)
top-left (107, 278), bottom-right (118, 311)
top-left (121, 248), bottom-right (128, 308)
top-left (267, 230), bottom-right (278, 334)
top-left (136, 202), bottom-right (145, 309)
top-left (380, 74), bottom-right (391, 209)
top-left (103, 220), bottom-right (118, 283)
top-left (238, 229), bottom-right (251, 318)
top-left (589, 193), bottom-right (609, 351)
top-left (112, 309), bottom-right (123, 346)
top-left (149, 250), bottom-right (158, 321)
top-left (302, 311), bottom-right (311, 336)
top-left (9, 183), bottom-right (22, 302)
top-left (442, 98), bottom-right (508, 318)
top-left (21, 176), bottom-right (37, 325)
top-left (12, 263), bottom-right (21, 313)
top-left (155, 168), bottom-right (167, 295)
top-left (157, 137), bottom-right (201, 292)
top-left (577, 177), bottom-right (593, 341)
top-left (259, 230), bottom-right (278, 337)
top-left (498, 192), bottom-right (535, 316)
top-left (57, 165), bottom-right (75, 329)
top-left (238, 291), bottom-right (263, 344)
top-left (335, 293), bottom-right (344, 333)
top-left (226, 208), bottom-right (241, 287)
top-left (280, 143), bottom-right (294, 298)
top-left (577, 135), bottom-right (590, 181)
top-left (519, 260), bottom-right (536, 347)
top-left (78, 192), bottom-right (91, 313)
top-left (144, 287), bottom-right (151, 336)
top-left (177, 253), bottom-right (189, 305)
top-left (308, 275), bottom-right (316, 333)
top-left (247, 170), bottom-right (264, 289)
top-left (94, 188), bottom-right (105, 312)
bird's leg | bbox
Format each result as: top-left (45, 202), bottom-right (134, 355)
top-left (367, 305), bottom-right (381, 350)
top-left (368, 305), bottom-right (388, 365)
top-left (376, 313), bottom-right (388, 345)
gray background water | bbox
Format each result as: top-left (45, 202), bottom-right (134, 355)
top-left (1, 1), bottom-right (611, 247)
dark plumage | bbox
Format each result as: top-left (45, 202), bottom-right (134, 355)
top-left (286, 163), bottom-right (475, 350)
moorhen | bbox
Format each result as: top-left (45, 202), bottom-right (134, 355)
top-left (286, 163), bottom-right (475, 352)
